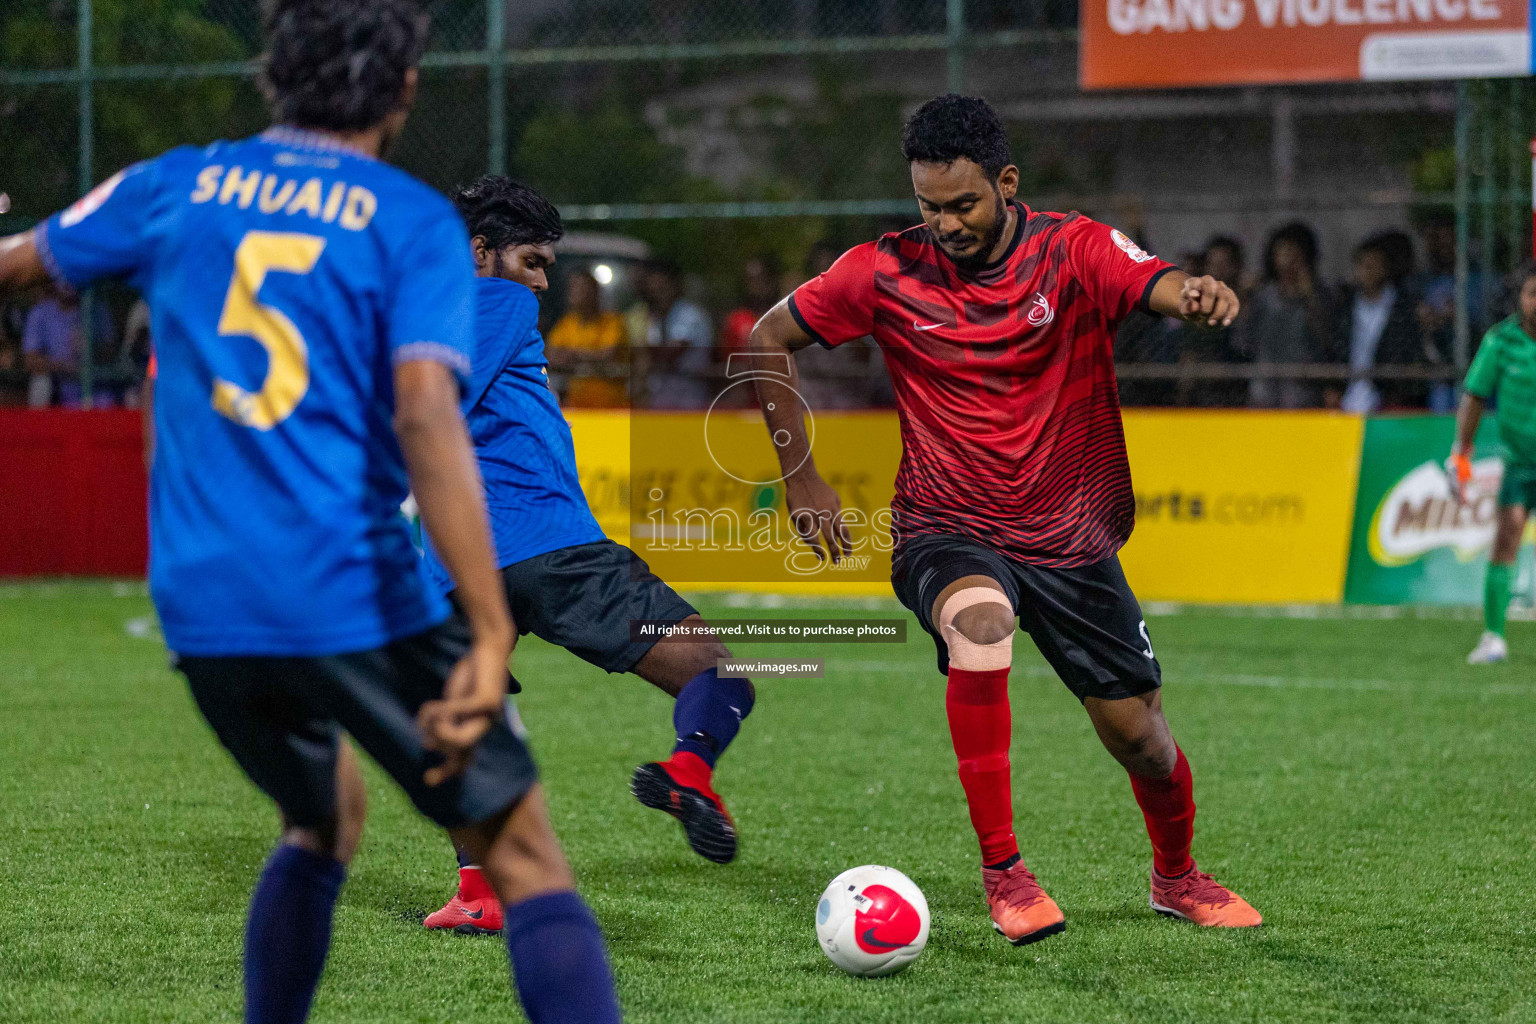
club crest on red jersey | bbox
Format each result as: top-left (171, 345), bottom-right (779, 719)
top-left (853, 884), bottom-right (924, 952)
top-left (1110, 229), bottom-right (1155, 264)
top-left (1027, 292), bottom-right (1055, 327)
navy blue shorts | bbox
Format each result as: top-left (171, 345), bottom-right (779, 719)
top-left (501, 540), bottom-right (699, 674)
top-left (178, 616), bottom-right (537, 830)
top-left (892, 532), bottom-right (1161, 702)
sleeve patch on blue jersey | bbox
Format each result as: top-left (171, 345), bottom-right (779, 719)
top-left (394, 340), bottom-right (472, 377)
top-left (32, 221), bottom-right (78, 295)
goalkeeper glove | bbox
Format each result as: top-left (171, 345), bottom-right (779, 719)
top-left (1444, 448), bottom-right (1473, 503)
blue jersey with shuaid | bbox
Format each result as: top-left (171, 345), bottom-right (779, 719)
top-left (38, 128), bottom-right (477, 656)
top-left (421, 277), bottom-right (605, 593)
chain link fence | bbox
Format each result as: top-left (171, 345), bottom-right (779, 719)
top-left (1, 0), bottom-right (1530, 409)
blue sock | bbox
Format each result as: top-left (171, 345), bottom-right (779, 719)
top-left (244, 844), bottom-right (346, 1024)
top-left (504, 890), bottom-right (621, 1024)
top-left (455, 843), bottom-right (473, 869)
top-left (671, 668), bottom-right (754, 768)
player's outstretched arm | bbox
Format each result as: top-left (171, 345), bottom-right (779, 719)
top-left (0, 230), bottom-right (52, 296)
top-left (747, 299), bottom-right (851, 563)
top-left (394, 359), bottom-right (515, 785)
top-left (1147, 270), bottom-right (1240, 329)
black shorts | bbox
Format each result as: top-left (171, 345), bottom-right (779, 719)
top-left (501, 539), bottom-right (699, 674)
top-left (892, 532), bottom-right (1161, 702)
top-left (177, 616), bottom-right (538, 831)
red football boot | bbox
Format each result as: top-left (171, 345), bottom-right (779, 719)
top-left (423, 867), bottom-right (504, 935)
top-left (630, 752), bottom-right (737, 864)
top-left (1150, 863), bottom-right (1262, 927)
top-left (982, 860), bottom-right (1066, 945)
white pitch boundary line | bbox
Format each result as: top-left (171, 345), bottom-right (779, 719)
top-left (1141, 601), bottom-right (1535, 622)
top-left (702, 593), bottom-right (1535, 621)
top-left (834, 660), bottom-right (1536, 696)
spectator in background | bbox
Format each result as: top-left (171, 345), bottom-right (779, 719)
top-left (1234, 221), bottom-right (1334, 409)
top-left (793, 240), bottom-right (886, 409)
top-left (720, 255), bottom-right (780, 354)
top-left (1414, 212), bottom-right (1474, 412)
top-left (1203, 236), bottom-right (1251, 296)
top-left (1375, 229), bottom-right (1417, 289)
top-left (1332, 234), bottom-right (1426, 412)
top-left (1116, 245), bottom-right (1194, 407)
top-left (23, 291), bottom-right (112, 407)
top-left (0, 304), bottom-right (24, 406)
top-left (638, 259), bottom-right (713, 408)
top-left (716, 255), bottom-right (783, 409)
top-left (546, 270), bottom-right (628, 408)
top-left (1175, 236), bottom-right (1249, 407)
top-left (122, 297), bottom-right (154, 408)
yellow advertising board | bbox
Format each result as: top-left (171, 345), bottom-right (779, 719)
top-left (565, 409), bottom-right (1364, 603)
top-left (1118, 411), bottom-right (1363, 604)
top-left (567, 409), bottom-right (900, 596)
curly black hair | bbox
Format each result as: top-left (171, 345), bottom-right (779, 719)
top-left (259, 0), bottom-right (429, 133)
top-left (900, 94), bottom-right (1013, 178)
top-left (452, 176), bottom-right (564, 250)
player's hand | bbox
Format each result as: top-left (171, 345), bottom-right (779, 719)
top-left (785, 471), bottom-right (852, 564)
top-left (1444, 449), bottom-right (1473, 503)
top-left (417, 631), bottom-right (512, 786)
top-left (1178, 274), bottom-right (1239, 328)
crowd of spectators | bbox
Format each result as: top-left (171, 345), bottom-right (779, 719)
top-left (0, 291), bottom-right (149, 409)
top-left (0, 216), bottom-right (1508, 414)
top-left (1117, 213), bottom-right (1486, 412)
top-left (543, 244), bottom-right (892, 411)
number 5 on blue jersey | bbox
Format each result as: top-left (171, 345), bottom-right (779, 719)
top-left (214, 231), bottom-right (326, 430)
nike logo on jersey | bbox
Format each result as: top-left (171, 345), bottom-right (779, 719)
top-left (913, 320), bottom-right (946, 331)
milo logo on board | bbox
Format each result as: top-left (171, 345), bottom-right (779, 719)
top-left (1366, 458), bottom-right (1502, 567)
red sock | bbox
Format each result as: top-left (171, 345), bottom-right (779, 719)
top-left (1129, 745), bottom-right (1195, 878)
top-left (458, 865), bottom-right (497, 903)
top-left (945, 667), bottom-right (1018, 868)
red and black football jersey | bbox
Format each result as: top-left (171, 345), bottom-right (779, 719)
top-left (789, 204), bottom-right (1174, 567)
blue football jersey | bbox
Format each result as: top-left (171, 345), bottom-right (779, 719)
top-left (38, 127), bottom-right (477, 656)
top-left (421, 277), bottom-right (604, 593)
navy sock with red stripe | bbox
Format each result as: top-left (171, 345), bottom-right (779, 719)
top-left (670, 668), bottom-right (754, 769)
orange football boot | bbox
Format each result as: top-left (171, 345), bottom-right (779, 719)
top-left (423, 867), bottom-right (503, 935)
top-left (1150, 863), bottom-right (1262, 927)
top-left (982, 861), bottom-right (1066, 945)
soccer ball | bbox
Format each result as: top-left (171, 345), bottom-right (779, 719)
top-left (814, 865), bottom-right (930, 977)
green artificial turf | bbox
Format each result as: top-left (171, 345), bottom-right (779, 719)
top-left (1, 581), bottom-right (1533, 1023)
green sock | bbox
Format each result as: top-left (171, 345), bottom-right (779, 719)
top-left (1484, 563), bottom-right (1513, 637)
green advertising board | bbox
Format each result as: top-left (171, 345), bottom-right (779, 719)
top-left (1345, 415), bottom-right (1535, 605)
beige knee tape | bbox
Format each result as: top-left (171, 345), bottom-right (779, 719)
top-left (938, 587), bottom-right (1013, 671)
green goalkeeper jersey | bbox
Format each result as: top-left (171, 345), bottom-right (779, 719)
top-left (1465, 316), bottom-right (1536, 464)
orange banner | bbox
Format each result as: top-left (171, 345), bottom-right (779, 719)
top-left (1081, 0), bottom-right (1530, 88)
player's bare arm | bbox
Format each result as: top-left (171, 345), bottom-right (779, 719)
top-left (1147, 269), bottom-right (1239, 328)
top-left (1445, 392), bottom-right (1485, 501)
top-left (0, 230), bottom-right (50, 295)
top-left (394, 358), bottom-right (515, 785)
top-left (747, 299), bottom-right (852, 563)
